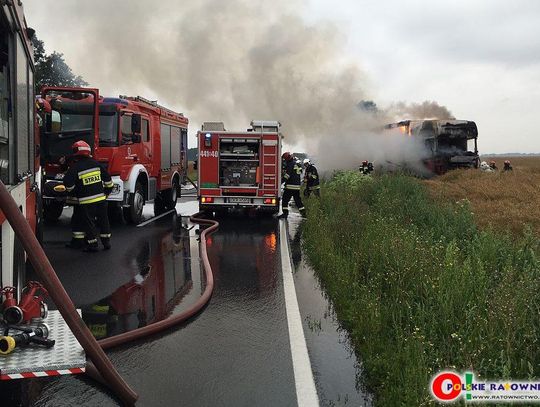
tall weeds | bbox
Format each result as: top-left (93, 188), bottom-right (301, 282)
top-left (303, 172), bottom-right (540, 406)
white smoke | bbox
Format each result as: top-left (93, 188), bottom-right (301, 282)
top-left (32, 0), bottom-right (451, 172)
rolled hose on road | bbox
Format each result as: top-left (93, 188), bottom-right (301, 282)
top-left (97, 211), bottom-right (218, 349)
top-left (0, 182), bottom-right (138, 405)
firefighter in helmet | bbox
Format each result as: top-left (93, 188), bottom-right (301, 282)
top-left (278, 152), bottom-right (305, 218)
top-left (489, 160), bottom-right (498, 171)
top-left (63, 141), bottom-right (114, 252)
top-left (360, 160), bottom-right (374, 175)
top-left (503, 160), bottom-right (513, 171)
top-left (303, 158), bottom-right (320, 198)
top-left (61, 154), bottom-right (86, 249)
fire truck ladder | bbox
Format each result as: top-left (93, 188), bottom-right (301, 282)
top-left (261, 140), bottom-right (278, 194)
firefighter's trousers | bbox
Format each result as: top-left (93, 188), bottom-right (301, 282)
top-left (81, 201), bottom-right (111, 248)
top-left (282, 188), bottom-right (305, 215)
top-left (71, 204), bottom-right (85, 241)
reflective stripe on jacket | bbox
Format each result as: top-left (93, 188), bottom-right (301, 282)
top-left (63, 156), bottom-right (112, 205)
top-left (283, 159), bottom-right (302, 189)
top-left (305, 164), bottom-right (320, 188)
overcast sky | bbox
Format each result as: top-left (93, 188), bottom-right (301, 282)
top-left (25, 0), bottom-right (540, 154)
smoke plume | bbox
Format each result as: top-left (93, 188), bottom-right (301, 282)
top-left (47, 0), bottom-right (451, 172)
top-left (387, 101), bottom-right (454, 121)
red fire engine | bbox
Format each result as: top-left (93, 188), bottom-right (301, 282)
top-left (39, 93), bottom-right (188, 224)
top-left (197, 121), bottom-right (282, 214)
top-left (0, 0), bottom-right (40, 298)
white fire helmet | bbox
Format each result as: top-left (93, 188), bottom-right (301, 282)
top-left (303, 158), bottom-right (311, 167)
top-left (480, 161), bottom-right (491, 171)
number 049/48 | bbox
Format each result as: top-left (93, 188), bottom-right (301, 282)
top-left (200, 151), bottom-right (218, 158)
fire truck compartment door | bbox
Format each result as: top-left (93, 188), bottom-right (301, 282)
top-left (170, 126), bottom-right (181, 165)
top-left (160, 124), bottom-right (171, 170)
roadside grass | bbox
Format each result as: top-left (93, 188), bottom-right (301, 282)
top-left (302, 172), bottom-right (540, 406)
top-left (187, 161), bottom-right (198, 182)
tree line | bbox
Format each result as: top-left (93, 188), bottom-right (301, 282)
top-left (32, 36), bottom-right (88, 91)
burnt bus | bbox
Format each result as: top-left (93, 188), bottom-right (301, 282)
top-left (385, 119), bottom-right (479, 175)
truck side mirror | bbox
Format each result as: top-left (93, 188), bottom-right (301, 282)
top-left (131, 114), bottom-right (142, 135)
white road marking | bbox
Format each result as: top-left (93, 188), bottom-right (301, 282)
top-left (279, 219), bottom-right (320, 407)
top-left (136, 209), bottom-right (175, 227)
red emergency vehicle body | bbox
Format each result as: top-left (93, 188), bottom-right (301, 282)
top-left (0, 0), bottom-right (40, 297)
top-left (40, 93), bottom-right (188, 224)
top-left (197, 121), bottom-right (282, 214)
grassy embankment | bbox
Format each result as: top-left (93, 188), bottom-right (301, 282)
top-left (302, 169), bottom-right (540, 405)
top-left (187, 161), bottom-right (197, 182)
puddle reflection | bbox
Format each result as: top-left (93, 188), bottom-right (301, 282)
top-left (83, 215), bottom-right (192, 339)
top-left (206, 219), bottom-right (279, 294)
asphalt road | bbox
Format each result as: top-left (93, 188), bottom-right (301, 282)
top-left (2, 196), bottom-right (369, 406)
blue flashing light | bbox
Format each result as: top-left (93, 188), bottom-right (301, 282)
top-left (102, 97), bottom-right (129, 106)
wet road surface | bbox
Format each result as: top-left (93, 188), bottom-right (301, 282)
top-left (6, 199), bottom-right (297, 406)
top-left (2, 196), bottom-right (370, 406)
top-left (288, 214), bottom-right (371, 406)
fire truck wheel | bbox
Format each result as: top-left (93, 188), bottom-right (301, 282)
top-left (108, 202), bottom-right (124, 224)
top-left (43, 200), bottom-right (64, 223)
top-left (162, 180), bottom-right (179, 210)
top-left (154, 193), bottom-right (166, 216)
top-left (123, 182), bottom-right (145, 224)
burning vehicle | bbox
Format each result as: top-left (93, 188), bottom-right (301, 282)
top-left (384, 119), bottom-right (479, 175)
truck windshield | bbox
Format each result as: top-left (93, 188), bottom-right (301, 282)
top-left (60, 112), bottom-right (93, 131)
top-left (99, 112), bottom-right (118, 146)
top-left (41, 99), bottom-right (119, 160)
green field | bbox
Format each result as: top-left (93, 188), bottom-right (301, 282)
top-left (302, 172), bottom-right (540, 405)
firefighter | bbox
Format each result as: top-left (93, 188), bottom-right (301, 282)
top-left (65, 196), bottom-right (85, 248)
top-left (503, 160), bottom-right (513, 171)
top-left (303, 159), bottom-right (320, 198)
top-left (359, 160), bottom-right (374, 175)
top-left (63, 141), bottom-right (114, 252)
top-left (489, 160), bottom-right (498, 171)
top-left (278, 152), bottom-right (305, 218)
top-left (60, 155), bottom-right (86, 249)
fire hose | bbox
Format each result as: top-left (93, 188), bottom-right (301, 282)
top-left (0, 177), bottom-right (218, 403)
top-left (97, 211), bottom-right (218, 349)
top-left (0, 181), bottom-right (137, 405)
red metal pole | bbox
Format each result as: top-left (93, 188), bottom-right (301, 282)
top-left (0, 181), bottom-right (138, 405)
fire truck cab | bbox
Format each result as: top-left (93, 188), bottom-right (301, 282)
top-left (197, 120), bottom-right (282, 215)
top-left (39, 94), bottom-right (188, 224)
